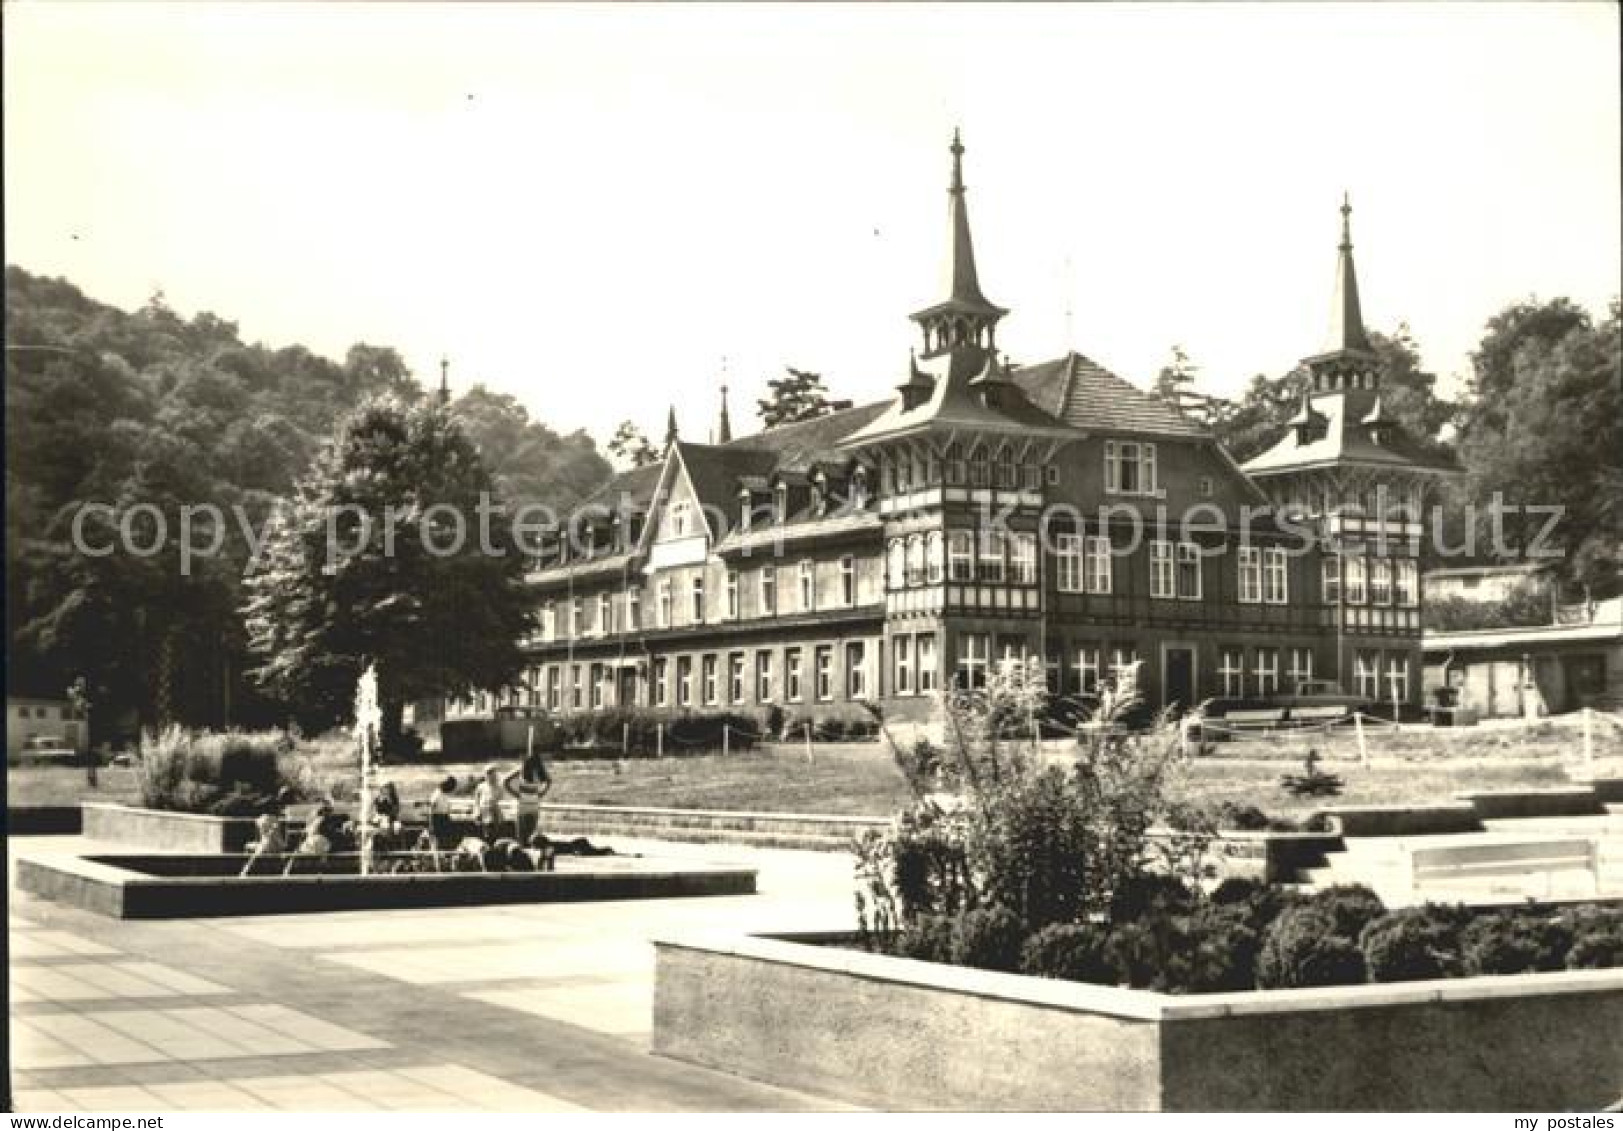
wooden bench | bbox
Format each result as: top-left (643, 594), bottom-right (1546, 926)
top-left (1410, 838), bottom-right (1599, 899)
top-left (1289, 705), bottom-right (1352, 723)
top-left (1218, 709), bottom-right (1287, 733)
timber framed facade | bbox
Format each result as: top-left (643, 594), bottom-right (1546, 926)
top-left (480, 136), bottom-right (1453, 728)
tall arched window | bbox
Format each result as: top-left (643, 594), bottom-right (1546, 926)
top-left (926, 531), bottom-right (944, 584)
top-left (944, 443), bottom-right (965, 486)
top-left (887, 538), bottom-right (906, 591)
top-left (995, 447), bottom-right (1016, 490)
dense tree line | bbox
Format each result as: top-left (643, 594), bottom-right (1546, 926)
top-left (5, 266), bottom-right (610, 741)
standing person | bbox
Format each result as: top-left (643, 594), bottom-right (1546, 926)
top-left (473, 764), bottom-right (506, 842)
top-left (427, 774), bottom-right (459, 852)
top-left (504, 748), bottom-right (551, 844)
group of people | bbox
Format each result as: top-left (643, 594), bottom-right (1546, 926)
top-left (239, 748), bottom-right (611, 875)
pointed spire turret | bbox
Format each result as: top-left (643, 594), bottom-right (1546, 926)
top-left (910, 129), bottom-right (1007, 360)
top-left (1304, 194), bottom-right (1380, 394)
top-left (665, 405), bottom-right (679, 446)
top-left (1326, 193), bottom-right (1373, 356)
top-left (717, 383), bottom-right (733, 444)
top-left (438, 357), bottom-right (450, 405)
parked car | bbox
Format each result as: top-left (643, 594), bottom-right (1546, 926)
top-left (1271, 680), bottom-right (1371, 715)
top-left (16, 736), bottom-right (80, 764)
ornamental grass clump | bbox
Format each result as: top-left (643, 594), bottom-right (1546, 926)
top-left (135, 726), bottom-right (301, 814)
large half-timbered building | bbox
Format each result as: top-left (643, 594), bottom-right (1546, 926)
top-left (500, 135), bottom-right (1449, 726)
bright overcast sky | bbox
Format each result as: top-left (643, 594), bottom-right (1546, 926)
top-left (6, 2), bottom-right (1619, 449)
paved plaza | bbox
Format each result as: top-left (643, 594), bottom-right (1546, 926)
top-left (7, 835), bottom-right (859, 1112)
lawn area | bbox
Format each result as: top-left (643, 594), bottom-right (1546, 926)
top-left (9, 717), bottom-right (1620, 822)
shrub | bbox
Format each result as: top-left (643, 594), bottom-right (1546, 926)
top-left (136, 727), bottom-right (295, 814)
top-left (1460, 910), bottom-right (1573, 975)
top-left (1103, 921), bottom-right (1161, 988)
top-left (1360, 906), bottom-right (1468, 983)
top-left (1305, 884), bottom-right (1387, 940)
top-left (1170, 904), bottom-right (1263, 993)
top-left (1256, 907), bottom-right (1368, 989)
top-left (1564, 907), bottom-right (1623, 970)
top-left (892, 914), bottom-right (956, 964)
top-left (1019, 922), bottom-right (1113, 984)
top-left (1110, 873), bottom-right (1198, 924)
top-left (949, 904), bottom-right (1027, 973)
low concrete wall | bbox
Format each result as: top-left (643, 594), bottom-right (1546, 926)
top-left (653, 931), bottom-right (1623, 1111)
top-left (81, 802), bottom-right (257, 853)
top-left (1457, 787), bottom-right (1605, 820)
top-left (5, 806), bottom-right (83, 836)
top-left (1320, 802), bottom-right (1482, 837)
top-left (1178, 830), bottom-right (1339, 885)
top-left (18, 851), bottom-right (756, 919)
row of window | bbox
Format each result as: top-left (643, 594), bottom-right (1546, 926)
top-left (540, 558), bottom-right (861, 640)
top-left (886, 531), bottom-right (1039, 589)
top-left (876, 440), bottom-right (1164, 497)
top-left (540, 548), bottom-right (1421, 642)
top-left (1323, 556), bottom-right (1419, 607)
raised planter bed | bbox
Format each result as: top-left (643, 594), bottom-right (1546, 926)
top-left (653, 930), bottom-right (1623, 1111)
top-left (1318, 802), bottom-right (1483, 838)
top-left (81, 802), bottom-right (260, 853)
top-left (17, 849), bottom-right (756, 919)
top-left (1456, 787), bottom-right (1606, 821)
top-left (5, 805), bottom-right (83, 836)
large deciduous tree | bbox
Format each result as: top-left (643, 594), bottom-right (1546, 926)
top-left (242, 396), bottom-right (537, 752)
top-left (1455, 298), bottom-right (1622, 593)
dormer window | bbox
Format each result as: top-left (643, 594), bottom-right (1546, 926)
top-left (664, 500), bottom-right (691, 539)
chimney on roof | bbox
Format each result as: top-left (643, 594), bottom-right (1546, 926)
top-left (665, 405), bottom-right (679, 445)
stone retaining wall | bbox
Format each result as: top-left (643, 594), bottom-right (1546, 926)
top-left (653, 930), bottom-right (1623, 1111)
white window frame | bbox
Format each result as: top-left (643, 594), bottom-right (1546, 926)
top-left (1253, 647), bottom-right (1280, 697)
top-left (894, 634), bottom-right (913, 695)
top-left (1396, 559), bottom-right (1418, 607)
top-left (625, 586), bottom-right (640, 631)
top-left (652, 659), bottom-right (667, 708)
top-left (1354, 650), bottom-right (1379, 699)
top-left (1370, 558), bottom-right (1392, 607)
top-left (1345, 556), bottom-right (1368, 605)
top-left (957, 633), bottom-right (990, 690)
top-left (978, 529), bottom-right (1006, 583)
top-left (691, 575), bottom-right (706, 623)
top-left (840, 555), bottom-right (857, 606)
top-left (1322, 556), bottom-right (1341, 605)
top-left (887, 539), bottom-right (906, 591)
top-left (799, 560), bottom-right (815, 611)
top-left (1086, 535), bottom-right (1113, 594)
top-left (1385, 653), bottom-right (1410, 705)
top-left (1288, 647), bottom-right (1314, 691)
top-left (906, 536), bottom-right (925, 588)
top-left (657, 579), bottom-right (672, 627)
top-left (917, 633), bottom-right (938, 693)
top-left (1238, 546), bottom-right (1262, 604)
top-left (815, 646), bottom-right (834, 702)
top-left (926, 531), bottom-right (944, 584)
top-left (725, 570), bottom-right (739, 619)
top-left (1263, 547), bottom-right (1288, 605)
top-left (729, 652), bottom-right (746, 704)
top-left (786, 648), bottom-right (803, 702)
top-left (677, 657), bottom-right (693, 706)
top-left (1010, 532), bottom-right (1037, 585)
top-left (947, 531), bottom-right (974, 582)
top-left (1177, 542), bottom-right (1202, 600)
top-left (1073, 645), bottom-right (1101, 694)
top-left (760, 567), bottom-right (776, 615)
top-left (1055, 533), bottom-right (1084, 593)
top-left (702, 654), bottom-right (718, 706)
top-left (756, 650), bottom-right (772, 702)
top-left (597, 592), bottom-right (612, 636)
top-left (1219, 647), bottom-right (1244, 698)
top-left (846, 642), bottom-right (867, 700)
top-left (1150, 540), bottom-right (1175, 599)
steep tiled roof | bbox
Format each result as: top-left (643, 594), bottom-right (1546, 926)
top-left (841, 346), bottom-right (1070, 446)
top-left (1242, 388), bottom-right (1460, 475)
top-left (1009, 352), bottom-right (1209, 438)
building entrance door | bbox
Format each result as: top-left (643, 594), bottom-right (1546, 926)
top-left (1164, 646), bottom-right (1195, 714)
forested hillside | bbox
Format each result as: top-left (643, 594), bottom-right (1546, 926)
top-left (4, 265), bottom-right (611, 739)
